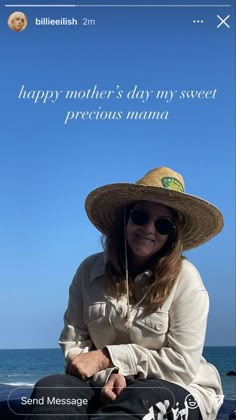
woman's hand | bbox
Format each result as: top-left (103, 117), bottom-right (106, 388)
top-left (66, 349), bottom-right (112, 379)
top-left (101, 373), bottom-right (126, 404)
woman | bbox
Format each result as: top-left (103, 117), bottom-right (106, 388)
top-left (8, 11), bottom-right (27, 32)
top-left (28, 167), bottom-right (224, 419)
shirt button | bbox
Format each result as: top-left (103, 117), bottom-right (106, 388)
top-left (117, 307), bottom-right (123, 315)
top-left (156, 322), bottom-right (163, 331)
top-left (120, 362), bottom-right (129, 372)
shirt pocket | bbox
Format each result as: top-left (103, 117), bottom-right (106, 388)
top-left (83, 301), bottom-right (116, 348)
top-left (84, 301), bottom-right (106, 324)
top-left (135, 310), bottom-right (169, 334)
top-left (131, 310), bottom-right (169, 349)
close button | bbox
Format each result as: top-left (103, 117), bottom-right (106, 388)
top-left (217, 15), bottom-right (230, 29)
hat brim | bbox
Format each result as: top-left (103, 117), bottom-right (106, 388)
top-left (85, 183), bottom-right (224, 251)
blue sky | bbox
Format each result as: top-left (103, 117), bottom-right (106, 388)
top-left (0, 0), bottom-right (235, 348)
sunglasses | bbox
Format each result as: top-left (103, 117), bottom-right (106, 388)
top-left (129, 209), bottom-right (176, 236)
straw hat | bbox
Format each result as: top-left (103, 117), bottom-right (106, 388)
top-left (85, 167), bottom-right (223, 250)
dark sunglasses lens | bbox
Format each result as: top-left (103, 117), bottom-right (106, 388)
top-left (156, 219), bottom-right (174, 235)
top-left (130, 209), bottom-right (149, 226)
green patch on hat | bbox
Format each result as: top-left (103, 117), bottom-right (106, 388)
top-left (161, 177), bottom-right (184, 192)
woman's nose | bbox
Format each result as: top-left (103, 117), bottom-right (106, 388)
top-left (142, 218), bottom-right (156, 233)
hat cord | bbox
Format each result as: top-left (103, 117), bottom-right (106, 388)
top-left (124, 207), bottom-right (153, 329)
top-left (124, 207), bottom-right (130, 319)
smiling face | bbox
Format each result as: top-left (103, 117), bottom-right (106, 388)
top-left (126, 201), bottom-right (174, 266)
top-left (185, 394), bottom-right (200, 410)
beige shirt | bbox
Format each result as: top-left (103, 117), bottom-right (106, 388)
top-left (59, 252), bottom-right (223, 419)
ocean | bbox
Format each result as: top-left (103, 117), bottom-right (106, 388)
top-left (0, 347), bottom-right (235, 399)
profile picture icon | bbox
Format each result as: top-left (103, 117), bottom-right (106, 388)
top-left (8, 11), bottom-right (28, 32)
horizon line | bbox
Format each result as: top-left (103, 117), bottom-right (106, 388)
top-left (1, 345), bottom-right (235, 350)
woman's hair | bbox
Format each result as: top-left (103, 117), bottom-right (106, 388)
top-left (8, 12), bottom-right (27, 31)
top-left (102, 204), bottom-right (184, 313)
